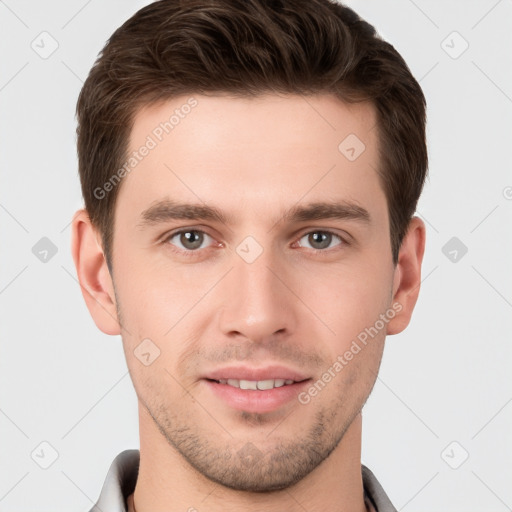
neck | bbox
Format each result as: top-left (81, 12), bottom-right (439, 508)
top-left (131, 406), bottom-right (367, 512)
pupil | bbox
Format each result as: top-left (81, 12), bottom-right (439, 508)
top-left (311, 232), bottom-right (329, 249)
top-left (182, 231), bottom-right (202, 249)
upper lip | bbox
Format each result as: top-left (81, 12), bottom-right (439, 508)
top-left (203, 365), bottom-right (310, 382)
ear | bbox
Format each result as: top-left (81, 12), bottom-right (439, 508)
top-left (386, 216), bottom-right (426, 335)
top-left (70, 209), bottom-right (121, 335)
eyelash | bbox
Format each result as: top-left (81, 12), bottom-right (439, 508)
top-left (160, 228), bottom-right (349, 258)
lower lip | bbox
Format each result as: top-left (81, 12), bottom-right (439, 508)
top-left (203, 379), bottom-right (311, 413)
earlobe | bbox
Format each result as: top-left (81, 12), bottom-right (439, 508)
top-left (71, 209), bottom-right (121, 335)
top-left (386, 216), bottom-right (426, 335)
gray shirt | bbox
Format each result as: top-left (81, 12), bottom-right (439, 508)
top-left (89, 450), bottom-right (397, 512)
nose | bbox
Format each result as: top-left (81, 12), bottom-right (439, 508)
top-left (218, 246), bottom-right (298, 344)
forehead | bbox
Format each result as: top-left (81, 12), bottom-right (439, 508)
top-left (130, 93), bottom-right (377, 151)
top-left (118, 93), bottom-right (384, 227)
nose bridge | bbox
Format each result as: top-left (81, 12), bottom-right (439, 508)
top-left (219, 240), bottom-right (296, 341)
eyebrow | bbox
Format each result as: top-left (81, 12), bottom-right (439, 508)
top-left (137, 199), bottom-right (371, 229)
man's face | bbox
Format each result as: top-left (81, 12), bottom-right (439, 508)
top-left (111, 93), bottom-right (396, 491)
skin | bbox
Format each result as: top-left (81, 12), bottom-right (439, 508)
top-left (72, 93), bottom-right (425, 512)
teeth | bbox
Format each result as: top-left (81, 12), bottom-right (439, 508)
top-left (256, 379), bottom-right (274, 390)
top-left (240, 379), bottom-right (257, 390)
top-left (217, 378), bottom-right (297, 389)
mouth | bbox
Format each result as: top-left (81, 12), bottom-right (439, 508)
top-left (201, 366), bottom-right (312, 413)
top-left (206, 377), bottom-right (304, 390)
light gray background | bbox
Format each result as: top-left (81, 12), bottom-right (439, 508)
top-left (1, 0), bottom-right (511, 511)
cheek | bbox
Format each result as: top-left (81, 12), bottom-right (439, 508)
top-left (126, 352), bottom-right (189, 414)
top-left (113, 250), bottom-right (210, 338)
top-left (295, 260), bottom-right (393, 342)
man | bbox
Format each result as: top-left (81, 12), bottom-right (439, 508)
top-left (71, 0), bottom-right (427, 511)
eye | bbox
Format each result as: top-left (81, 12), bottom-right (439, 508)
top-left (164, 229), bottom-right (215, 252)
top-left (161, 228), bottom-right (348, 257)
top-left (297, 230), bottom-right (345, 251)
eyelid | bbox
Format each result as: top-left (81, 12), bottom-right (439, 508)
top-left (296, 226), bottom-right (350, 242)
top-left (161, 227), bottom-right (220, 250)
top-left (294, 229), bottom-right (349, 250)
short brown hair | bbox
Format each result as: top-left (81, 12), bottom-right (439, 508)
top-left (76, 0), bottom-right (427, 268)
